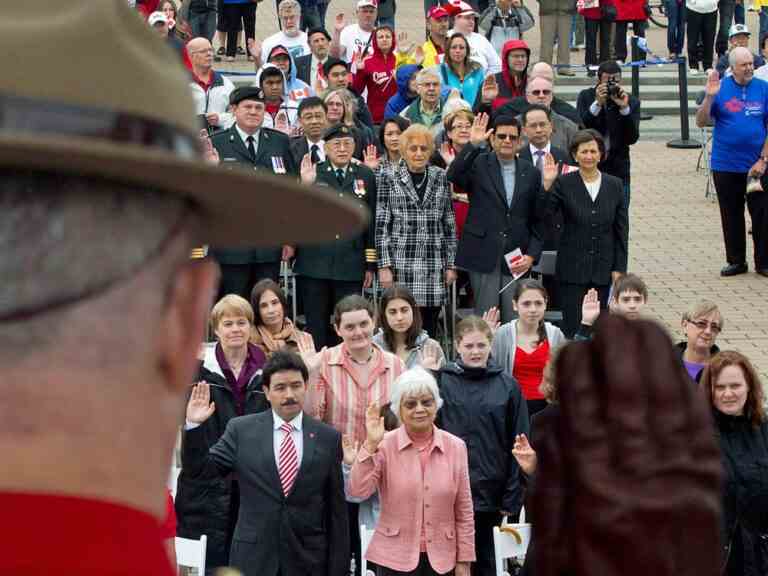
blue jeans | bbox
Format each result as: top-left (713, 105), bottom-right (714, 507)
top-left (760, 6), bottom-right (768, 39)
top-left (189, 10), bottom-right (217, 41)
top-left (734, 1), bottom-right (745, 24)
top-left (665, 0), bottom-right (685, 54)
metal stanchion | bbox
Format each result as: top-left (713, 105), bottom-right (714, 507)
top-left (667, 57), bottom-right (702, 149)
top-left (630, 36), bottom-right (653, 121)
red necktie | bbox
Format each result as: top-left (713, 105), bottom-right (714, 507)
top-left (278, 422), bottom-right (299, 496)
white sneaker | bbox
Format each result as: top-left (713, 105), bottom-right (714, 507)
top-left (689, 67), bottom-right (699, 75)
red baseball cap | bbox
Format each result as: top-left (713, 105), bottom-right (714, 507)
top-left (427, 5), bottom-right (450, 19)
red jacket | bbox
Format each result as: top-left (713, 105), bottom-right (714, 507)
top-left (614, 0), bottom-right (647, 21)
top-left (352, 28), bottom-right (399, 125)
top-left (578, 0), bottom-right (613, 20)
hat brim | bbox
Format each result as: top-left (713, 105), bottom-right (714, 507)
top-left (0, 134), bottom-right (368, 248)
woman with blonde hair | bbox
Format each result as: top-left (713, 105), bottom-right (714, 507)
top-left (677, 299), bottom-right (723, 382)
top-left (375, 123), bottom-right (458, 335)
top-left (323, 88), bottom-right (375, 159)
top-left (700, 351), bottom-right (768, 576)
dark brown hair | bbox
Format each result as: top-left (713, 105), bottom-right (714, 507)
top-left (379, 285), bottom-right (423, 352)
top-left (611, 273), bottom-right (648, 302)
top-left (569, 128), bottom-right (605, 160)
top-left (512, 279), bottom-right (549, 345)
top-left (250, 279), bottom-right (288, 328)
top-left (700, 350), bottom-right (766, 427)
top-left (333, 294), bottom-right (374, 327)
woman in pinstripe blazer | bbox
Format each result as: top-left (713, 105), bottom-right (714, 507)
top-left (540, 129), bottom-right (629, 337)
top-left (375, 124), bottom-right (458, 336)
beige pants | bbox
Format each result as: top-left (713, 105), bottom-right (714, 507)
top-left (540, 14), bottom-right (573, 67)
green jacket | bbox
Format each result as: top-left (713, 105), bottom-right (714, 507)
top-left (293, 161), bottom-right (377, 282)
top-left (209, 125), bottom-right (297, 265)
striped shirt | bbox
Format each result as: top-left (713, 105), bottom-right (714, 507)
top-left (310, 343), bottom-right (405, 443)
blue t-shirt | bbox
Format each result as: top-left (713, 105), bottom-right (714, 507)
top-left (711, 76), bottom-right (768, 173)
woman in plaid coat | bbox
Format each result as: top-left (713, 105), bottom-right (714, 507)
top-left (376, 123), bottom-right (458, 336)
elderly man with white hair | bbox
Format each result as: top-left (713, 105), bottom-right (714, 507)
top-left (696, 46), bottom-right (768, 278)
top-left (349, 368), bottom-right (476, 576)
top-left (249, 0), bottom-right (310, 68)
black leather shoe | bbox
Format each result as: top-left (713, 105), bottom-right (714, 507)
top-left (757, 269), bottom-right (768, 277)
top-left (721, 263), bottom-right (748, 276)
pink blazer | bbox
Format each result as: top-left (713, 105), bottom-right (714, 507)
top-left (348, 426), bottom-right (476, 574)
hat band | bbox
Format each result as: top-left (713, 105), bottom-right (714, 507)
top-left (0, 93), bottom-right (200, 159)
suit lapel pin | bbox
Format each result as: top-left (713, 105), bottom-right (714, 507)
top-left (309, 432), bottom-right (315, 439)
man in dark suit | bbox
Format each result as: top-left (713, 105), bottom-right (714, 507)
top-left (295, 27), bottom-right (332, 88)
top-left (289, 96), bottom-right (329, 169)
top-left (293, 124), bottom-right (377, 348)
top-left (518, 103), bottom-right (572, 311)
top-left (448, 113), bottom-right (544, 322)
top-left (183, 350), bottom-right (349, 576)
top-left (576, 60), bottom-right (640, 208)
top-left (210, 86), bottom-right (298, 300)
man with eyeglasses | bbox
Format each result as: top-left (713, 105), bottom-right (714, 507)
top-left (576, 60), bottom-right (640, 208)
top-left (187, 37), bottom-right (236, 132)
top-left (289, 96), bottom-right (329, 168)
top-left (209, 87), bottom-right (298, 298)
top-left (294, 124), bottom-right (378, 348)
top-left (448, 113), bottom-right (546, 322)
top-left (521, 76), bottom-right (578, 152)
top-left (400, 69), bottom-right (446, 135)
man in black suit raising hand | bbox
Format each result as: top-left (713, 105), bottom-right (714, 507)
top-left (183, 351), bottom-right (349, 576)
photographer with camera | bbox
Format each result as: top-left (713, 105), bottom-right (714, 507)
top-left (576, 60), bottom-right (640, 208)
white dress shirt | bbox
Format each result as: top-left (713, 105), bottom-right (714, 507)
top-left (235, 124), bottom-right (260, 154)
top-left (273, 410), bottom-right (304, 468)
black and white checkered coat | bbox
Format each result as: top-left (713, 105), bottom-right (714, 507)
top-left (375, 160), bottom-right (457, 307)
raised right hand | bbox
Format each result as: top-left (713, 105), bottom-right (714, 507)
top-left (512, 433), bottom-right (538, 475)
top-left (705, 68), bottom-right (720, 97)
top-left (470, 112), bottom-right (493, 146)
top-left (482, 306), bottom-right (501, 335)
top-left (481, 74), bottom-right (499, 104)
top-left (581, 288), bottom-right (600, 326)
top-left (186, 382), bottom-right (216, 424)
top-left (333, 13), bottom-right (346, 33)
top-left (300, 153), bottom-right (317, 184)
top-left (246, 37), bottom-right (261, 61)
top-left (364, 401), bottom-right (386, 452)
top-left (342, 434), bottom-right (360, 466)
top-left (363, 144), bottom-right (379, 170)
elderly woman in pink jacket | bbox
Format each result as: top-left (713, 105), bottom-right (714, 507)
top-left (349, 368), bottom-right (475, 576)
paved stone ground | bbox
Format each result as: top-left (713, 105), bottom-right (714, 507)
top-left (219, 2), bottom-right (768, 378)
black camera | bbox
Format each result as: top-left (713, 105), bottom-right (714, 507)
top-left (607, 78), bottom-right (622, 99)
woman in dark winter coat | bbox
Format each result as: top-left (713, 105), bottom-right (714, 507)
top-left (701, 351), bottom-right (768, 576)
top-left (426, 316), bottom-right (530, 576)
top-left (174, 295), bottom-right (268, 573)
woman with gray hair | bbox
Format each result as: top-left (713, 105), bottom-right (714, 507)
top-left (348, 368), bottom-right (476, 576)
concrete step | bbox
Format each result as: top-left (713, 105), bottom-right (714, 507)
top-left (563, 98), bottom-right (698, 115)
top-left (558, 84), bottom-right (701, 101)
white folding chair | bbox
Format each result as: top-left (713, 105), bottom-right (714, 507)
top-left (493, 512), bottom-right (532, 576)
top-left (175, 535), bottom-right (207, 575)
top-left (359, 524), bottom-right (376, 576)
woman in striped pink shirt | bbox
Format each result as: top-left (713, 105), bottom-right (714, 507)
top-left (308, 294), bottom-right (405, 573)
top-left (310, 294), bottom-right (406, 444)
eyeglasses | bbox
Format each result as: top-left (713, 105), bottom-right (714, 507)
top-left (451, 123), bottom-right (472, 131)
top-left (402, 398), bottom-right (436, 410)
top-left (189, 49), bottom-right (214, 55)
top-left (530, 89), bottom-right (552, 96)
top-left (495, 133), bottom-right (518, 141)
top-left (688, 319), bottom-right (722, 334)
top-left (328, 139), bottom-right (354, 149)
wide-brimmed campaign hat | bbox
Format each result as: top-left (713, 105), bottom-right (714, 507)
top-left (0, 2), bottom-right (366, 247)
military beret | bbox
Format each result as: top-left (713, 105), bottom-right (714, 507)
top-left (323, 123), bottom-right (355, 142)
top-left (229, 86), bottom-right (265, 106)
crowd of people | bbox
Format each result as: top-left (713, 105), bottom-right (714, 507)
top-left (134, 1), bottom-right (765, 575)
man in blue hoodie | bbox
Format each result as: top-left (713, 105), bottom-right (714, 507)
top-left (383, 64), bottom-right (421, 120)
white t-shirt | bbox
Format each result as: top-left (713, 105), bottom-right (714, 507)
top-left (261, 31), bottom-right (310, 64)
top-left (464, 31), bottom-right (502, 74)
top-left (339, 24), bottom-right (374, 63)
